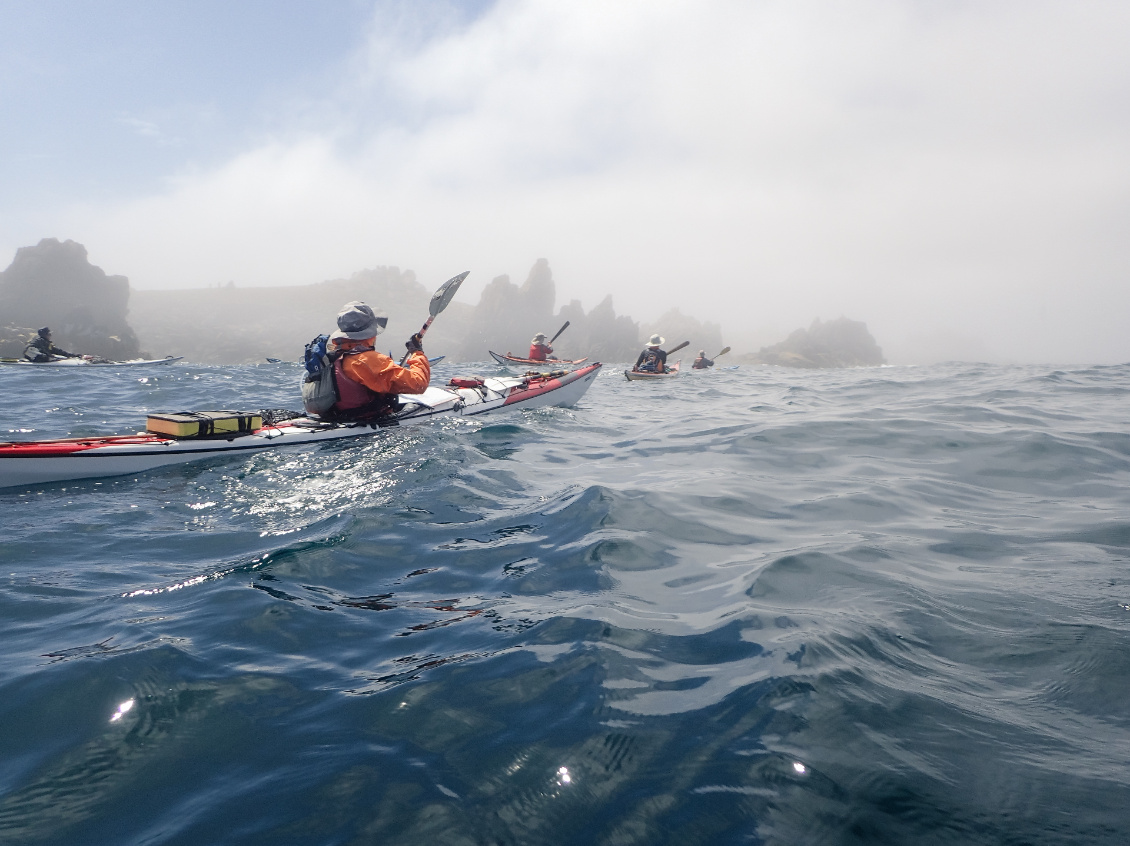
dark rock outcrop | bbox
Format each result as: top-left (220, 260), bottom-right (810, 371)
top-left (554, 295), bottom-right (640, 363)
top-left (744, 317), bottom-right (884, 368)
top-left (0, 238), bottom-right (141, 359)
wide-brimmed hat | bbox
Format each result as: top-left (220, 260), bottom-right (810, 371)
top-left (37, 327), bottom-right (50, 337)
top-left (532, 333), bottom-right (547, 343)
top-left (647, 333), bottom-right (665, 347)
top-left (336, 301), bottom-right (388, 340)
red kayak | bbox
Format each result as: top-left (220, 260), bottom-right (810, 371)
top-left (489, 351), bottom-right (588, 366)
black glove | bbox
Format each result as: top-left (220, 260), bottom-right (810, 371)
top-left (404, 333), bottom-right (424, 355)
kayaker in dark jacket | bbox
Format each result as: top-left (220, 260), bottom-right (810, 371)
top-left (633, 334), bottom-right (668, 373)
top-left (23, 328), bottom-right (79, 362)
top-left (528, 333), bottom-right (553, 362)
top-left (325, 302), bottom-right (430, 421)
top-left (692, 350), bottom-right (714, 369)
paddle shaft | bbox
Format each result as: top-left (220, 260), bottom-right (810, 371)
top-left (667, 341), bottom-right (690, 356)
top-left (548, 320), bottom-right (570, 345)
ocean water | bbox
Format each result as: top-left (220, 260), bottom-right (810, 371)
top-left (1, 359), bottom-right (1129, 845)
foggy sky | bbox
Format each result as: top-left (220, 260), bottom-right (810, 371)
top-left (3, 0), bottom-right (1129, 364)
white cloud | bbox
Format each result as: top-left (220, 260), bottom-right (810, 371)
top-left (48, 0), bottom-right (1130, 362)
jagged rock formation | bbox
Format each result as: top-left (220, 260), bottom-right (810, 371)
top-left (742, 317), bottom-right (885, 368)
top-left (641, 308), bottom-right (725, 360)
top-left (555, 295), bottom-right (640, 363)
top-left (454, 259), bottom-right (640, 362)
top-left (441, 259), bottom-right (638, 362)
top-left (0, 238), bottom-right (141, 359)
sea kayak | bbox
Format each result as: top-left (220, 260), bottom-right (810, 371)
top-left (624, 360), bottom-right (681, 381)
top-left (0, 363), bottom-right (602, 489)
top-left (0, 355), bottom-right (184, 367)
top-left (489, 351), bottom-right (588, 367)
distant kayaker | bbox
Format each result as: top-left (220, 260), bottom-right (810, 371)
top-left (633, 334), bottom-right (669, 373)
top-left (692, 350), bottom-right (714, 369)
top-left (23, 327), bottom-right (79, 363)
top-left (528, 333), bottom-right (554, 362)
top-left (324, 302), bottom-right (430, 421)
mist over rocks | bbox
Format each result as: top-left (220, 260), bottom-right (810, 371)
top-left (131, 257), bottom-right (646, 364)
top-left (739, 317), bottom-right (885, 368)
top-left (0, 238), bottom-right (141, 359)
top-left (1, 239), bottom-right (892, 368)
top-left (130, 266), bottom-right (447, 365)
top-left (642, 309), bottom-right (724, 359)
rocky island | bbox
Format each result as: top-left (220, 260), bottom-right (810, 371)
top-left (0, 238), bottom-right (143, 360)
top-left (740, 317), bottom-right (885, 368)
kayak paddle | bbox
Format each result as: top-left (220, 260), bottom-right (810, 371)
top-left (548, 320), bottom-right (570, 344)
top-left (667, 341), bottom-right (690, 356)
top-left (713, 346), bottom-right (731, 358)
top-left (400, 271), bottom-right (469, 364)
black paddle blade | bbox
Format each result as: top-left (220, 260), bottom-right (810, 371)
top-left (429, 271), bottom-right (470, 317)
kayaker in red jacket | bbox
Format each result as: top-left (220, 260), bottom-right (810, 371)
top-left (528, 333), bottom-right (553, 362)
top-left (327, 302), bottom-right (430, 421)
top-left (692, 350), bottom-right (714, 369)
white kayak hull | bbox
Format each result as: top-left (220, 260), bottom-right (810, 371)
top-left (0, 363), bottom-right (601, 489)
top-left (0, 356), bottom-right (184, 367)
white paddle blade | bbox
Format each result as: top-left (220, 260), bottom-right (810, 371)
top-left (429, 271), bottom-right (470, 317)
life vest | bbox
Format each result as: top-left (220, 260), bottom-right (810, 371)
top-left (528, 343), bottom-right (551, 361)
top-left (330, 351), bottom-right (398, 420)
top-left (637, 349), bottom-right (664, 372)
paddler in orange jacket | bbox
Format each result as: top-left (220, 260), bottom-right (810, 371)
top-left (326, 301), bottom-right (430, 421)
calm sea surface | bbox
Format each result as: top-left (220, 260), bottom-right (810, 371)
top-left (1, 360), bottom-right (1129, 845)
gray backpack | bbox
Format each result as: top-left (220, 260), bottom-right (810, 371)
top-left (301, 335), bottom-right (338, 416)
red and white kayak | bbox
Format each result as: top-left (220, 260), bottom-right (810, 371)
top-left (0, 355), bottom-right (184, 367)
top-left (489, 351), bottom-right (588, 367)
top-left (0, 363), bottom-right (602, 489)
top-left (624, 360), bottom-right (681, 381)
